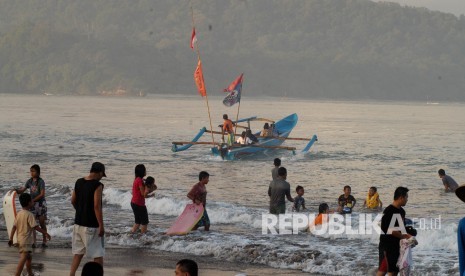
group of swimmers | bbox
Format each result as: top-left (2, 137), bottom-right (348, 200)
top-left (270, 158), bottom-right (383, 216)
top-left (269, 157), bottom-right (387, 232)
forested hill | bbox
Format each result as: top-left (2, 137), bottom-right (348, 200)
top-left (1, 0), bottom-right (465, 101)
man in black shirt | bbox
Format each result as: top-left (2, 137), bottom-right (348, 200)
top-left (377, 186), bottom-right (413, 276)
top-left (70, 162), bottom-right (106, 276)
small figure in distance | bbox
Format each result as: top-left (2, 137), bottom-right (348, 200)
top-left (8, 193), bottom-right (51, 276)
top-left (81, 261), bottom-right (103, 276)
top-left (271, 158), bottom-right (281, 181)
top-left (175, 259), bottom-right (198, 276)
top-left (236, 131), bottom-right (247, 145)
top-left (293, 185), bottom-right (307, 212)
top-left (261, 123), bottom-right (272, 137)
top-left (337, 185), bottom-right (356, 214)
top-left (438, 169), bottom-right (459, 192)
top-left (364, 186), bottom-right (383, 210)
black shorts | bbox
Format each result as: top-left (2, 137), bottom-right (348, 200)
top-left (378, 245), bottom-right (400, 273)
top-left (131, 202), bottom-right (149, 225)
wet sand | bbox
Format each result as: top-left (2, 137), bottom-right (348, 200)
top-left (0, 239), bottom-right (315, 276)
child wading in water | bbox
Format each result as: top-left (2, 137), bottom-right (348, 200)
top-left (293, 185), bottom-right (307, 212)
top-left (9, 193), bottom-right (51, 276)
top-left (337, 185), bottom-right (356, 214)
top-left (363, 186), bottom-right (383, 210)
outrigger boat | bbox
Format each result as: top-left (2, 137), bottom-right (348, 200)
top-left (172, 113), bottom-right (318, 160)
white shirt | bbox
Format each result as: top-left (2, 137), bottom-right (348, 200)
top-left (236, 137), bottom-right (246, 144)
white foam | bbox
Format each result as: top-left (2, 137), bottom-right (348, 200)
top-left (103, 187), bottom-right (264, 225)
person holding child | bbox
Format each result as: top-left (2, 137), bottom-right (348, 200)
top-left (8, 193), bottom-right (51, 276)
top-left (364, 186), bottom-right (383, 210)
top-left (130, 164), bottom-right (156, 234)
top-left (337, 185), bottom-right (356, 214)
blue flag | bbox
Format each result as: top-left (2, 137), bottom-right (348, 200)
top-left (222, 73), bottom-right (243, 107)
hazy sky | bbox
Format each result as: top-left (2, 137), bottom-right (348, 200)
top-left (374, 0), bottom-right (465, 16)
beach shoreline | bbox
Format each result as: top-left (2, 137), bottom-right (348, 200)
top-left (0, 237), bottom-right (315, 276)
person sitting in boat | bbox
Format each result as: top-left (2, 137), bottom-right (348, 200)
top-left (270, 123), bottom-right (279, 137)
top-left (260, 123), bottom-right (272, 137)
top-left (245, 129), bottom-right (259, 144)
top-left (236, 131), bottom-right (247, 145)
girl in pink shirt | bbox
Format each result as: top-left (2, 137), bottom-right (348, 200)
top-left (131, 164), bottom-right (155, 234)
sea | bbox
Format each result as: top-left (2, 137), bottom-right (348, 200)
top-left (0, 93), bottom-right (464, 275)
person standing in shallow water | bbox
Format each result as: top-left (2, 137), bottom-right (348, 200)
top-left (438, 169), bottom-right (459, 192)
top-left (70, 162), bottom-right (106, 276)
top-left (15, 164), bottom-right (48, 248)
top-left (377, 186), bottom-right (414, 276)
top-left (271, 158), bottom-right (281, 181)
top-left (187, 171), bottom-right (210, 231)
top-left (268, 167), bottom-right (294, 214)
top-left (130, 164), bottom-right (155, 234)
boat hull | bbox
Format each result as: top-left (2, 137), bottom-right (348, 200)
top-left (211, 113), bottom-right (298, 160)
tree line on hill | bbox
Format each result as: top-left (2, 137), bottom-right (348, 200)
top-left (0, 0), bottom-right (464, 101)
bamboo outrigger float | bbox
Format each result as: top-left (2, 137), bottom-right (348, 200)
top-left (172, 113), bottom-right (318, 160)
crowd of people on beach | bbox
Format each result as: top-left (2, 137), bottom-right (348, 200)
top-left (4, 160), bottom-right (464, 275)
top-left (7, 162), bottom-right (203, 276)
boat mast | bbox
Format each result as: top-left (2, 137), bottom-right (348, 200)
top-left (234, 75), bottom-right (244, 135)
top-left (190, 1), bottom-right (215, 144)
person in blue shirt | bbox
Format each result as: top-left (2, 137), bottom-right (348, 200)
top-left (456, 185), bottom-right (465, 276)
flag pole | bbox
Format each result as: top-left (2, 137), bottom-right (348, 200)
top-left (190, 1), bottom-right (215, 144)
top-left (234, 75), bottom-right (244, 135)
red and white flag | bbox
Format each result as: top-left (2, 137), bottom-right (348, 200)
top-left (190, 28), bottom-right (197, 50)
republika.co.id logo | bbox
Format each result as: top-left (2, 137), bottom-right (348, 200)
top-left (261, 213), bottom-right (441, 235)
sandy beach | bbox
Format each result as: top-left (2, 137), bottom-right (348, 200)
top-left (0, 236), bottom-right (313, 276)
